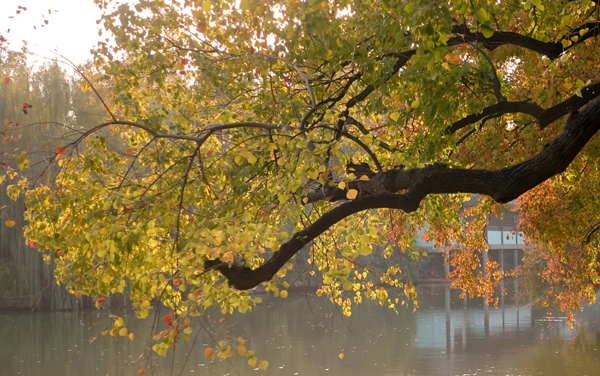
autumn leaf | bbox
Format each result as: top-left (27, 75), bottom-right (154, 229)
top-left (5, 220), bottom-right (15, 227)
top-left (204, 348), bottom-right (215, 358)
top-left (3, 77), bottom-right (9, 85)
top-left (56, 146), bottom-right (66, 155)
top-left (3, 136), bottom-right (12, 143)
top-left (346, 189), bottom-right (358, 199)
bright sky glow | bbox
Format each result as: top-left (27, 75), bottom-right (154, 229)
top-left (0, 0), bottom-right (102, 66)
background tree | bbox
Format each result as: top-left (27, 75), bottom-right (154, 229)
top-left (6, 0), bottom-right (600, 364)
top-left (0, 38), bottom-right (107, 309)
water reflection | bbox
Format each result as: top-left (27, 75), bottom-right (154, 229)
top-left (2, 285), bottom-right (600, 375)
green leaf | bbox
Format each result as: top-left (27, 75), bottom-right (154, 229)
top-left (480, 24), bottom-right (494, 38)
top-left (475, 8), bottom-right (488, 23)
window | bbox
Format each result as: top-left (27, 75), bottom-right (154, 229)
top-left (487, 230), bottom-right (502, 244)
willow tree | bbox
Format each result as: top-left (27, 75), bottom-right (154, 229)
top-left (6, 0), bottom-right (600, 364)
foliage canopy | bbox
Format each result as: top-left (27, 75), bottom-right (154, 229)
top-left (3, 0), bottom-right (600, 364)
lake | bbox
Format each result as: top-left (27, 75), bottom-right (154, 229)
top-left (2, 284), bottom-right (600, 376)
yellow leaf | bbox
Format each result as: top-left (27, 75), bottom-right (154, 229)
top-left (339, 353), bottom-right (345, 359)
top-left (237, 344), bottom-right (247, 355)
top-left (359, 175), bottom-right (370, 181)
top-left (302, 197), bottom-right (308, 204)
top-left (259, 360), bottom-right (269, 370)
top-left (389, 112), bottom-right (400, 121)
top-left (118, 327), bottom-right (128, 336)
top-left (248, 357), bottom-right (257, 367)
top-left (5, 220), bottom-right (15, 227)
top-left (346, 189), bottom-right (358, 199)
top-left (411, 100), bottom-right (420, 108)
top-left (280, 290), bottom-right (288, 298)
top-left (338, 181), bottom-right (346, 189)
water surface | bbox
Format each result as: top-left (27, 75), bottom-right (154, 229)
top-left (2, 285), bottom-right (600, 376)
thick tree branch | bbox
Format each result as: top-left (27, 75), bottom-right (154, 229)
top-left (447, 82), bottom-right (600, 134)
top-left (207, 97), bottom-right (600, 290)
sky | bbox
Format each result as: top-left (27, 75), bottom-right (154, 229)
top-left (1, 0), bottom-right (103, 66)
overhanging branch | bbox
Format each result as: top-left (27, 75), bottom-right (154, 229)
top-left (207, 96), bottom-right (600, 290)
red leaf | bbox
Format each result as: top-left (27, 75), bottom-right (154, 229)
top-left (3, 77), bottom-right (9, 85)
top-left (206, 151), bottom-right (213, 157)
top-left (97, 297), bottom-right (105, 304)
top-left (22, 103), bottom-right (32, 109)
top-left (29, 240), bottom-right (35, 247)
top-left (181, 58), bottom-right (189, 65)
top-left (89, 336), bottom-right (96, 344)
top-left (137, 368), bottom-right (145, 376)
top-left (179, 70), bottom-right (185, 75)
top-left (0, 131), bottom-right (5, 136)
top-left (56, 146), bottom-right (66, 155)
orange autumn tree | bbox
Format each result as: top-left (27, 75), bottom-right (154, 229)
top-left (3, 0), bottom-right (600, 368)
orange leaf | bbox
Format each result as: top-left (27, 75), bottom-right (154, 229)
top-left (204, 348), bottom-right (215, 358)
top-left (3, 136), bottom-right (12, 143)
top-left (137, 368), bottom-right (145, 376)
top-left (56, 146), bottom-right (66, 155)
top-left (129, 333), bottom-right (135, 340)
top-left (5, 220), bottom-right (15, 227)
top-left (3, 77), bottom-right (9, 85)
top-left (75, 291), bottom-right (82, 299)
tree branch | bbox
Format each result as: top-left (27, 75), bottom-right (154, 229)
top-left (446, 82), bottom-right (600, 134)
top-left (207, 96), bottom-right (600, 290)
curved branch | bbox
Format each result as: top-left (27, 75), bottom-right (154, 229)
top-left (447, 82), bottom-right (600, 134)
top-left (70, 121), bottom-right (293, 148)
top-left (308, 124), bottom-right (382, 171)
top-left (207, 96), bottom-right (600, 290)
